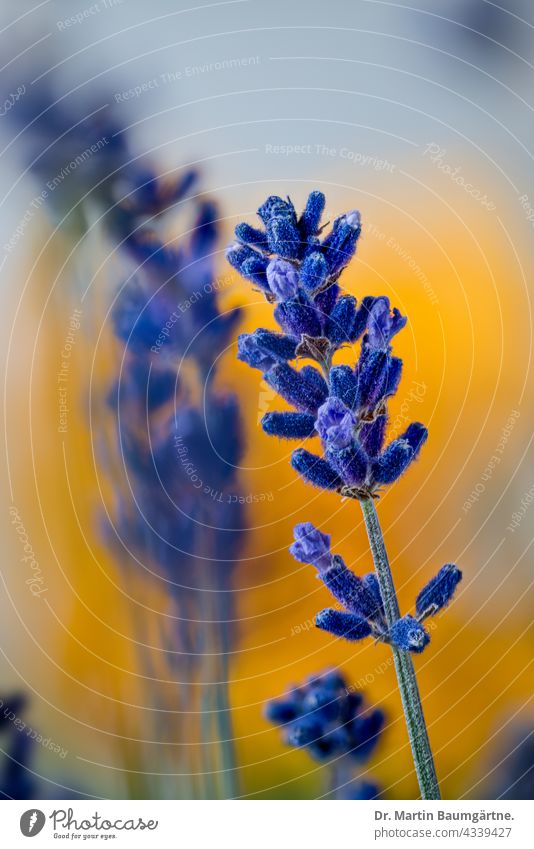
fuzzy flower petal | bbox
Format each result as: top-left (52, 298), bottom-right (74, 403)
top-left (274, 294), bottom-right (322, 338)
top-left (361, 573), bottom-right (385, 618)
top-left (330, 365), bottom-right (359, 411)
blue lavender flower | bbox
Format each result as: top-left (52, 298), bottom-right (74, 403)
top-left (14, 79), bottom-right (245, 626)
top-left (227, 192), bottom-right (427, 500)
top-left (291, 525), bottom-right (462, 654)
top-left (230, 190), bottom-right (458, 798)
top-left (265, 670), bottom-right (384, 764)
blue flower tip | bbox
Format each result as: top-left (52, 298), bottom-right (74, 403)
top-left (225, 240), bottom-right (241, 258)
top-left (345, 209), bottom-right (361, 229)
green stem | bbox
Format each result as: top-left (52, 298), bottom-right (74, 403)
top-left (359, 497), bottom-right (441, 800)
top-left (201, 558), bottom-right (239, 799)
top-left (213, 615), bottom-right (239, 799)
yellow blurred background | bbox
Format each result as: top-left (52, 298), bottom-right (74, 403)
top-left (1, 0), bottom-right (533, 801)
top-left (2, 171), bottom-right (532, 799)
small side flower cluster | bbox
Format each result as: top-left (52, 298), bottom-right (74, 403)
top-left (227, 191), bottom-right (427, 499)
top-left (291, 523), bottom-right (462, 653)
top-left (265, 669), bottom-right (384, 764)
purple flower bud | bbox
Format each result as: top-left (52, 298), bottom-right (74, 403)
top-left (320, 555), bottom-right (380, 619)
top-left (266, 214), bottom-right (301, 259)
top-left (384, 357), bottom-right (403, 398)
top-left (355, 346), bottom-right (390, 411)
top-left (389, 615), bottom-right (430, 653)
top-left (298, 191), bottom-right (326, 238)
top-left (372, 423), bottom-right (427, 485)
top-left (359, 415), bottom-right (387, 457)
top-left (226, 241), bottom-right (269, 288)
top-left (361, 573), bottom-right (385, 619)
top-left (326, 442), bottom-right (369, 487)
top-left (265, 669), bottom-right (384, 766)
top-left (274, 296), bottom-right (322, 337)
top-left (321, 211), bottom-right (362, 276)
top-left (316, 608), bottom-right (372, 641)
top-left (300, 251), bottom-right (329, 292)
top-left (266, 258), bottom-right (300, 300)
top-left (235, 222), bottom-right (269, 251)
top-left (240, 254), bottom-right (270, 290)
top-left (261, 411), bottom-right (317, 440)
top-left (415, 564), bottom-right (462, 618)
top-left (315, 397), bottom-right (355, 449)
top-left (225, 239), bottom-right (242, 259)
top-left (237, 334), bottom-right (275, 371)
top-left (313, 282), bottom-right (339, 319)
top-left (325, 295), bottom-right (357, 345)
top-left (237, 329), bottom-right (297, 371)
top-left (264, 362), bottom-right (328, 413)
top-left (351, 296), bottom-right (376, 342)
top-left (330, 365), bottom-right (359, 411)
top-left (290, 522), bottom-right (332, 570)
top-left (257, 195), bottom-right (293, 225)
top-left (291, 448), bottom-right (343, 491)
top-left (264, 699), bottom-right (298, 724)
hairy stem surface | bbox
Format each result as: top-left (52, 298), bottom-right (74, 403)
top-left (359, 496), bottom-right (441, 800)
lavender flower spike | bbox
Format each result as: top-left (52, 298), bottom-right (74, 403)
top-left (229, 191), bottom-right (460, 801)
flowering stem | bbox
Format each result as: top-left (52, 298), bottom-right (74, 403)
top-left (359, 497), bottom-right (441, 800)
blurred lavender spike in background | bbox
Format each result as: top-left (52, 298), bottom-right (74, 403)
top-left (265, 669), bottom-right (384, 798)
top-left (7, 80), bottom-right (245, 799)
